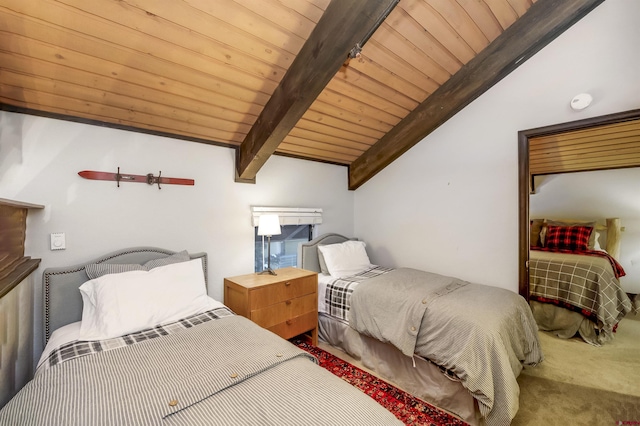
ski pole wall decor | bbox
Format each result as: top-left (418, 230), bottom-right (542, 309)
top-left (78, 168), bottom-right (194, 189)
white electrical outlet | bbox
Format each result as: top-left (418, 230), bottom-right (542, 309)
top-left (50, 233), bottom-right (66, 250)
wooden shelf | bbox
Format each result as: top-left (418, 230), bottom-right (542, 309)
top-left (0, 198), bottom-right (44, 209)
top-left (0, 257), bottom-right (41, 299)
top-left (0, 198), bottom-right (43, 299)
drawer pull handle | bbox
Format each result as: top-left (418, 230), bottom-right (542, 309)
top-left (286, 320), bottom-right (292, 325)
top-left (285, 281), bottom-right (291, 286)
top-left (285, 300), bottom-right (292, 305)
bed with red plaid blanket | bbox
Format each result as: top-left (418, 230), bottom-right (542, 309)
top-left (529, 248), bottom-right (632, 343)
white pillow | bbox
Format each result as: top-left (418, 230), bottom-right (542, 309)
top-left (593, 231), bottom-right (608, 252)
top-left (317, 240), bottom-right (372, 278)
top-left (78, 258), bottom-right (214, 341)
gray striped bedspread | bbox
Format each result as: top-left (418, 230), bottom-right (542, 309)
top-left (348, 268), bottom-right (543, 426)
top-left (529, 250), bottom-right (632, 342)
top-left (0, 315), bottom-right (402, 425)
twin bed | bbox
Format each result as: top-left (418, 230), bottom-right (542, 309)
top-left (3, 236), bottom-right (547, 426)
top-left (528, 219), bottom-right (634, 345)
top-left (299, 233), bottom-right (543, 426)
top-left (0, 247), bottom-right (402, 425)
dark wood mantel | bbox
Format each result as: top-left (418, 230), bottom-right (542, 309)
top-left (0, 198), bottom-right (44, 298)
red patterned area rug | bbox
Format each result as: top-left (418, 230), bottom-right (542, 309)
top-left (293, 340), bottom-right (468, 426)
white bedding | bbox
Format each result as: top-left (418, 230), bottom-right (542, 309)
top-left (38, 296), bottom-right (225, 370)
top-left (318, 273), bottom-right (334, 314)
top-left (38, 322), bottom-right (81, 369)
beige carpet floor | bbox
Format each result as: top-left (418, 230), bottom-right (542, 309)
top-left (513, 374), bottom-right (640, 425)
top-left (519, 314), bottom-right (640, 396)
top-left (319, 313), bottom-right (640, 425)
top-left (513, 313), bottom-right (640, 425)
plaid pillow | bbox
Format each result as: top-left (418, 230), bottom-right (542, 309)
top-left (544, 225), bottom-right (593, 251)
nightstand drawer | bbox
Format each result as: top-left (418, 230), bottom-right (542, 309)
top-left (223, 267), bottom-right (318, 345)
top-left (250, 293), bottom-right (317, 329)
top-left (250, 275), bottom-right (316, 310)
top-left (267, 311), bottom-right (318, 340)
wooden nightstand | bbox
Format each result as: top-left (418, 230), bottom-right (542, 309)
top-left (224, 267), bottom-right (318, 345)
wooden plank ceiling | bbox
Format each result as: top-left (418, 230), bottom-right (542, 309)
top-left (530, 118), bottom-right (640, 176)
top-left (0, 0), bottom-right (603, 189)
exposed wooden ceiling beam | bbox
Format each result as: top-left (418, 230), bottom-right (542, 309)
top-left (235, 0), bottom-right (398, 181)
top-left (348, 0), bottom-right (605, 190)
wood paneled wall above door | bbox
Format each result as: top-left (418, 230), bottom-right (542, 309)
top-left (530, 118), bottom-right (640, 178)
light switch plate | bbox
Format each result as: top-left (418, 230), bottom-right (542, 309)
top-left (50, 233), bottom-right (66, 250)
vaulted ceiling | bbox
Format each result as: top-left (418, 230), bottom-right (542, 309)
top-left (0, 0), bottom-right (603, 189)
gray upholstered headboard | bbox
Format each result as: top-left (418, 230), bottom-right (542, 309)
top-left (298, 233), bottom-right (354, 272)
top-left (42, 247), bottom-right (207, 345)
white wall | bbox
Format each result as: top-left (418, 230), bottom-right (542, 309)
top-left (531, 168), bottom-right (640, 294)
top-left (354, 0), bottom-right (640, 292)
top-left (0, 111), bottom-right (354, 361)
